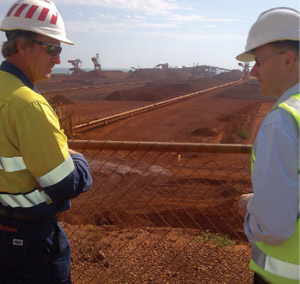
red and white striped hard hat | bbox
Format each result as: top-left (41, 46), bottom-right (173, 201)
top-left (0, 0), bottom-right (73, 45)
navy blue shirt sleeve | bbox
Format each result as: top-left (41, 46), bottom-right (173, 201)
top-left (44, 153), bottom-right (93, 201)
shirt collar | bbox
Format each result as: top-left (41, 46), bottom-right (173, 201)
top-left (276, 82), bottom-right (300, 106)
top-left (0, 61), bottom-right (39, 93)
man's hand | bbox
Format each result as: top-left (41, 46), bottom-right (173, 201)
top-left (238, 193), bottom-right (253, 218)
top-left (68, 148), bottom-right (81, 155)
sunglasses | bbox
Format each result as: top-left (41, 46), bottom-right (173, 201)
top-left (33, 40), bottom-right (62, 56)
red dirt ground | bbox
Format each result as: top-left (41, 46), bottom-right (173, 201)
top-left (38, 69), bottom-right (276, 283)
top-left (71, 79), bottom-right (274, 145)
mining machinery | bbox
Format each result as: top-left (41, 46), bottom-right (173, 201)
top-left (154, 63), bottom-right (169, 69)
top-left (91, 53), bottom-right (105, 77)
top-left (91, 53), bottom-right (101, 70)
top-left (68, 59), bottom-right (83, 75)
top-left (238, 62), bottom-right (251, 79)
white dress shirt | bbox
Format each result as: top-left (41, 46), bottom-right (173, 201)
top-left (244, 83), bottom-right (300, 245)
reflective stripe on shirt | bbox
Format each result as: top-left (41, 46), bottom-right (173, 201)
top-left (252, 243), bottom-right (300, 281)
top-left (0, 188), bottom-right (51, 208)
top-left (276, 95), bottom-right (300, 128)
top-left (37, 153), bottom-right (74, 187)
top-left (0, 156), bottom-right (26, 172)
top-left (0, 153), bottom-right (74, 187)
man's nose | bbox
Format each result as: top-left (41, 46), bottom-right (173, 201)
top-left (51, 54), bottom-right (61, 65)
top-left (250, 64), bottom-right (258, 77)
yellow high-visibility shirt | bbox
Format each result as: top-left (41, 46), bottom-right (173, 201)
top-left (0, 69), bottom-right (74, 209)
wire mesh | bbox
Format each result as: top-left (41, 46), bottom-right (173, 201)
top-left (62, 140), bottom-right (253, 284)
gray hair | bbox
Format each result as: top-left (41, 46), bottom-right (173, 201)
top-left (2, 30), bottom-right (37, 57)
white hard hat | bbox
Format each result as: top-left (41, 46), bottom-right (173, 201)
top-left (236, 7), bottom-right (300, 62)
top-left (0, 0), bottom-right (73, 45)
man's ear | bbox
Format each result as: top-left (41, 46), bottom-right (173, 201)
top-left (15, 38), bottom-right (28, 56)
top-left (284, 51), bottom-right (297, 71)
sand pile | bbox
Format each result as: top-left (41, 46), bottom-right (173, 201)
top-left (102, 70), bottom-right (128, 79)
top-left (37, 78), bottom-right (84, 91)
top-left (191, 127), bottom-right (219, 137)
top-left (214, 70), bottom-right (241, 82)
top-left (105, 83), bottom-right (192, 102)
top-left (127, 68), bottom-right (189, 81)
top-left (105, 71), bottom-right (243, 102)
top-left (48, 94), bottom-right (75, 105)
top-left (185, 70), bottom-right (241, 93)
top-left (218, 79), bottom-right (275, 101)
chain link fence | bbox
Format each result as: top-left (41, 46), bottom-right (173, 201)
top-left (62, 140), bottom-right (254, 284)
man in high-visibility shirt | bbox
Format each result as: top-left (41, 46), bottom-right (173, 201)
top-left (237, 7), bottom-right (299, 284)
top-left (0, 0), bottom-right (92, 283)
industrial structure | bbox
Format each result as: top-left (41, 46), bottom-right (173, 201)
top-left (91, 53), bottom-right (101, 70)
top-left (68, 59), bottom-right (84, 75)
top-left (91, 53), bottom-right (105, 77)
top-left (182, 65), bottom-right (231, 76)
top-left (67, 53), bottom-right (105, 77)
top-left (154, 63), bottom-right (169, 69)
top-left (238, 62), bottom-right (251, 80)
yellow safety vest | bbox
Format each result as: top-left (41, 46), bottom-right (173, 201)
top-left (250, 93), bottom-right (300, 283)
top-left (0, 70), bottom-right (74, 209)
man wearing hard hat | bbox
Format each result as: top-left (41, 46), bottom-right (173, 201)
top-left (0, 0), bottom-right (92, 283)
top-left (237, 7), bottom-right (299, 284)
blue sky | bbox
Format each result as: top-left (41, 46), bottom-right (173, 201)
top-left (0, 0), bottom-right (299, 70)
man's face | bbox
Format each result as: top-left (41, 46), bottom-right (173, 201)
top-left (250, 45), bottom-right (287, 98)
top-left (24, 35), bottom-right (61, 83)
